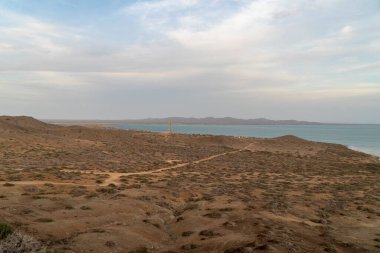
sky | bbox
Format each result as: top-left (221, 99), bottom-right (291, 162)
top-left (0, 0), bottom-right (379, 123)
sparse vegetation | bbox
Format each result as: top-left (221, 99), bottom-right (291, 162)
top-left (128, 246), bottom-right (149, 253)
top-left (181, 244), bottom-right (198, 250)
top-left (199, 230), bottom-right (220, 237)
top-left (0, 232), bottom-right (45, 252)
top-left (181, 231), bottom-right (194, 237)
top-left (34, 218), bottom-right (53, 223)
top-left (203, 211), bottom-right (222, 219)
top-left (0, 224), bottom-right (13, 240)
top-left (3, 182), bottom-right (15, 187)
top-left (0, 116), bottom-right (379, 252)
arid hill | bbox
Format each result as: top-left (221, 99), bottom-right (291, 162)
top-left (0, 116), bottom-right (379, 253)
top-left (0, 116), bottom-right (56, 132)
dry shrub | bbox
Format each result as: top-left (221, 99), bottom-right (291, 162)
top-left (0, 232), bottom-right (46, 253)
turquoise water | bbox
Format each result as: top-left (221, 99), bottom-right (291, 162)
top-left (110, 124), bottom-right (380, 157)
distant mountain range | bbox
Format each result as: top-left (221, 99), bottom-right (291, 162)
top-left (112, 117), bottom-right (323, 125)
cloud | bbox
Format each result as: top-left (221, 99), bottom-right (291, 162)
top-left (0, 0), bottom-right (379, 122)
top-left (340, 25), bottom-right (353, 35)
top-left (0, 9), bottom-right (70, 54)
top-left (126, 0), bottom-right (199, 12)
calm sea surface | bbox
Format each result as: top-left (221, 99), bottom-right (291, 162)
top-left (110, 124), bottom-right (380, 157)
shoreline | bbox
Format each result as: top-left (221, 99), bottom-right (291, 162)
top-left (107, 123), bottom-right (380, 159)
top-left (49, 121), bottom-right (380, 159)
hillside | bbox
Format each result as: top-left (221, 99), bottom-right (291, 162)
top-left (0, 115), bottom-right (58, 132)
top-left (0, 116), bottom-right (379, 253)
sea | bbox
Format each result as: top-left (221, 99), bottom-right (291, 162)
top-left (110, 124), bottom-right (380, 158)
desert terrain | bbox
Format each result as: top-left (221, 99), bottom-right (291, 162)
top-left (0, 116), bottom-right (379, 253)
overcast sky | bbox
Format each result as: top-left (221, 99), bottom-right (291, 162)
top-left (0, 0), bottom-right (379, 123)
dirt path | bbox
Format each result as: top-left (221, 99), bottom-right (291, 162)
top-left (3, 143), bottom-right (254, 187)
top-left (100, 143), bottom-right (254, 186)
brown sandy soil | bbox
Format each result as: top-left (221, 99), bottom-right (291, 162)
top-left (0, 116), bottom-right (379, 253)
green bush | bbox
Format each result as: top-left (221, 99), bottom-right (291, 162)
top-left (0, 224), bottom-right (13, 240)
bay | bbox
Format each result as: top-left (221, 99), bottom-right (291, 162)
top-left (110, 124), bottom-right (380, 157)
